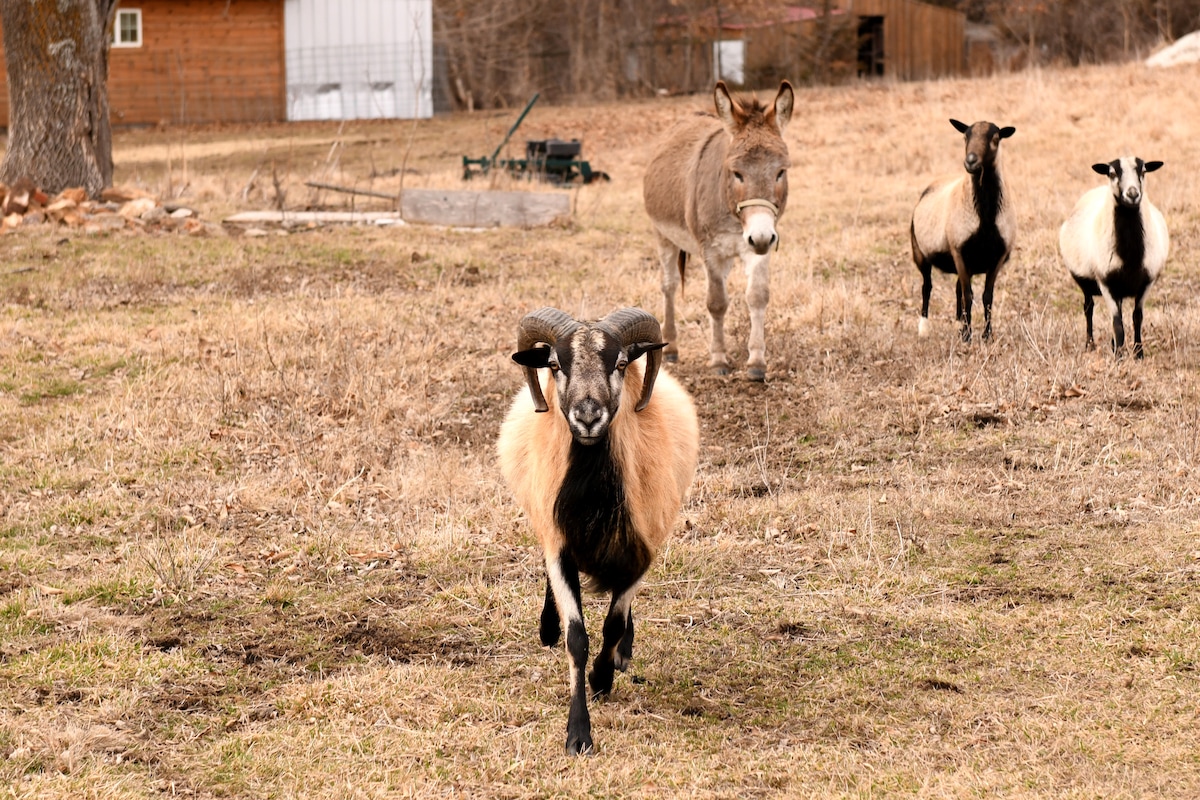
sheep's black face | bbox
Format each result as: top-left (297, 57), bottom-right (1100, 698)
top-left (951, 119), bottom-right (1014, 175)
top-left (548, 328), bottom-right (627, 446)
top-left (1094, 157), bottom-right (1163, 209)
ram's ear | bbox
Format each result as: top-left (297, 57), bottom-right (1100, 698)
top-left (949, 118), bottom-right (969, 134)
top-left (626, 341), bottom-right (668, 363)
top-left (1144, 160), bottom-right (1163, 173)
top-left (512, 346), bottom-right (551, 368)
top-left (998, 126), bottom-right (1015, 139)
top-left (1092, 163), bottom-right (1112, 176)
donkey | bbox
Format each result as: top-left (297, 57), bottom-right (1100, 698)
top-left (643, 81), bottom-right (794, 382)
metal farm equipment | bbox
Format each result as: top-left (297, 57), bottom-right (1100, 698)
top-left (462, 93), bottom-right (609, 185)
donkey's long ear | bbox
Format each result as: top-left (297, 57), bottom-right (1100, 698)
top-left (714, 81), bottom-right (742, 136)
top-left (772, 81), bottom-right (794, 134)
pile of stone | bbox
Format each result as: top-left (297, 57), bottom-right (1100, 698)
top-left (0, 180), bottom-right (211, 235)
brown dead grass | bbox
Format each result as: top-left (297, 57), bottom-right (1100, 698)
top-left (2, 62), bottom-right (1200, 798)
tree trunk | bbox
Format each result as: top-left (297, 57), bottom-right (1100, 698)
top-left (0, 0), bottom-right (118, 197)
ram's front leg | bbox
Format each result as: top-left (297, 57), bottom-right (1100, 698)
top-left (589, 581), bottom-right (641, 697)
top-left (744, 252), bottom-right (770, 381)
top-left (545, 553), bottom-right (592, 755)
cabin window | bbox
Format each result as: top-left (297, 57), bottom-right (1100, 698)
top-left (713, 40), bottom-right (745, 85)
top-left (113, 9), bottom-right (142, 48)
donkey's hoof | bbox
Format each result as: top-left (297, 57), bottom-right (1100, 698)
top-left (747, 367), bottom-right (766, 382)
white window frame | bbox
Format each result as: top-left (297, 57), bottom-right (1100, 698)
top-left (713, 40), bottom-right (745, 85)
top-left (112, 8), bottom-right (143, 48)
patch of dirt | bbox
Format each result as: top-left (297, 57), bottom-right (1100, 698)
top-left (336, 618), bottom-right (479, 666)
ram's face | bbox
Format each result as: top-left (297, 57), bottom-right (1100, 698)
top-left (548, 328), bottom-right (628, 445)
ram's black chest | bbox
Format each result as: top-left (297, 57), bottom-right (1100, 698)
top-left (554, 440), bottom-right (651, 594)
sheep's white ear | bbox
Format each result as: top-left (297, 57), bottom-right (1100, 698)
top-left (949, 119), bottom-right (969, 134)
top-left (772, 81), bottom-right (794, 134)
top-left (1091, 163), bottom-right (1112, 176)
top-left (999, 126), bottom-right (1015, 139)
top-left (1144, 160), bottom-right (1163, 173)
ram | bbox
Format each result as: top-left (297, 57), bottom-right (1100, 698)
top-left (1059, 157), bottom-right (1168, 358)
top-left (911, 119), bottom-right (1016, 342)
top-left (496, 307), bottom-right (700, 755)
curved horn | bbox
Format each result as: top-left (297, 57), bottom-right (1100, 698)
top-left (515, 307), bottom-right (579, 412)
top-left (599, 307), bottom-right (663, 412)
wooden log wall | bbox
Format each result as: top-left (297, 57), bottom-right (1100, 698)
top-left (0, 0), bottom-right (285, 127)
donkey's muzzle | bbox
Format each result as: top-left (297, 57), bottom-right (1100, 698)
top-left (747, 231), bottom-right (777, 255)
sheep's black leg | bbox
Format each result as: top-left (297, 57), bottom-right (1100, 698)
top-left (917, 259), bottom-right (933, 335)
top-left (589, 583), bottom-right (640, 698)
top-left (1111, 302), bottom-right (1125, 356)
top-left (1132, 292), bottom-right (1146, 360)
top-left (956, 274), bottom-right (973, 342)
top-left (912, 224), bottom-right (934, 336)
top-left (545, 554), bottom-right (592, 755)
top-left (1083, 293), bottom-right (1095, 350)
top-left (539, 576), bottom-right (561, 647)
top-left (981, 268), bottom-right (998, 341)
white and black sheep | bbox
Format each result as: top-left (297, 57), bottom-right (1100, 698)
top-left (911, 119), bottom-right (1016, 341)
top-left (1059, 157), bottom-right (1168, 358)
top-left (496, 307), bottom-right (700, 755)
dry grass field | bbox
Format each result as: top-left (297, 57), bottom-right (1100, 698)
top-left (3, 61), bottom-right (1200, 798)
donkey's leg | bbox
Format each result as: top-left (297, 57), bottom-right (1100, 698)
top-left (744, 252), bottom-right (770, 381)
top-left (545, 552), bottom-right (592, 755)
top-left (589, 581), bottom-right (641, 698)
top-left (656, 236), bottom-right (683, 364)
top-left (703, 249), bottom-right (733, 374)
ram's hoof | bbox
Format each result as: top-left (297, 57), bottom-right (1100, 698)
top-left (711, 365), bottom-right (730, 376)
top-left (565, 733), bottom-right (594, 756)
top-left (664, 352), bottom-right (678, 364)
top-left (747, 367), bottom-right (766, 382)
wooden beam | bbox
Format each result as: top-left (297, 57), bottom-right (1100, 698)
top-left (224, 188), bottom-right (571, 228)
top-left (223, 211), bottom-right (404, 224)
top-left (400, 188), bottom-right (570, 227)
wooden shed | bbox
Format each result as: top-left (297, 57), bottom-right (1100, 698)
top-left (0, 0), bottom-right (286, 126)
top-left (649, 0), bottom-right (965, 91)
top-left (847, 0), bottom-right (965, 80)
top-left (0, 0), bottom-right (433, 127)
